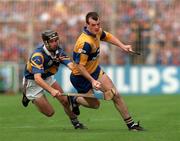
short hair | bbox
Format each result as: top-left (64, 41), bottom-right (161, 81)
top-left (86, 12), bottom-right (99, 24)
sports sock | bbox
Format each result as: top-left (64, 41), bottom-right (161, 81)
top-left (124, 117), bottom-right (135, 129)
top-left (71, 117), bottom-right (78, 124)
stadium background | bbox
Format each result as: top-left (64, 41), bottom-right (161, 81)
top-left (0, 0), bottom-right (179, 94)
top-left (0, 1), bottom-right (180, 141)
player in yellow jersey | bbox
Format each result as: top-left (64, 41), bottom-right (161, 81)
top-left (69, 12), bottom-right (144, 131)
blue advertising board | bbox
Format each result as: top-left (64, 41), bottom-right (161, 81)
top-left (55, 66), bottom-right (180, 95)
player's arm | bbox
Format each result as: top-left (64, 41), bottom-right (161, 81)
top-left (76, 63), bottom-right (94, 82)
top-left (58, 48), bottom-right (75, 71)
top-left (101, 31), bottom-right (133, 52)
top-left (59, 52), bottom-right (100, 89)
top-left (66, 62), bottom-right (75, 71)
top-left (60, 56), bottom-right (76, 72)
top-left (34, 73), bottom-right (60, 97)
top-left (76, 63), bottom-right (101, 90)
top-left (30, 53), bottom-right (60, 97)
top-left (74, 42), bottom-right (101, 90)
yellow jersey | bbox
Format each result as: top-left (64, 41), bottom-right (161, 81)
top-left (72, 27), bottom-right (112, 75)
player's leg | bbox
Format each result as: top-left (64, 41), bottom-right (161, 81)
top-left (64, 91), bottom-right (100, 114)
top-left (51, 81), bottom-right (87, 129)
top-left (22, 77), bottom-right (30, 107)
top-left (75, 89), bottom-right (100, 109)
top-left (98, 73), bottom-right (130, 118)
top-left (98, 73), bottom-right (144, 131)
top-left (69, 74), bottom-right (100, 115)
top-left (23, 78), bottom-right (55, 117)
top-left (51, 81), bottom-right (75, 117)
top-left (68, 91), bottom-right (100, 116)
top-left (23, 76), bottom-right (86, 129)
top-left (33, 94), bottom-right (55, 117)
top-left (70, 74), bottom-right (100, 114)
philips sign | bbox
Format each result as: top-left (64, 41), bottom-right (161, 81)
top-left (55, 66), bottom-right (180, 94)
top-left (111, 66), bottom-right (179, 94)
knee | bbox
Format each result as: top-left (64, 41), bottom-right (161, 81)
top-left (104, 87), bottom-right (117, 100)
top-left (45, 110), bottom-right (55, 117)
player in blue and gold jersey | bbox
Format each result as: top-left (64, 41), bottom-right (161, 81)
top-left (22, 30), bottom-right (86, 129)
top-left (69, 12), bottom-right (144, 131)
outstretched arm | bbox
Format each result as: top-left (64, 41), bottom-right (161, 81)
top-left (107, 34), bottom-right (133, 52)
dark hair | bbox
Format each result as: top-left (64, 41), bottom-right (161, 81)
top-left (86, 12), bottom-right (99, 24)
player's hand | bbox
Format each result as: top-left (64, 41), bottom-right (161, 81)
top-left (50, 89), bottom-right (61, 97)
top-left (92, 80), bottom-right (101, 90)
top-left (123, 45), bottom-right (133, 52)
top-left (59, 55), bottom-right (69, 61)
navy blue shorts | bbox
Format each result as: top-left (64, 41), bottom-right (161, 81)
top-left (70, 66), bottom-right (101, 93)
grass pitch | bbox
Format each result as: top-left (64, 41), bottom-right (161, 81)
top-left (0, 94), bottom-right (180, 141)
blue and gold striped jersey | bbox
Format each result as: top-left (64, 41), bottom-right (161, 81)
top-left (72, 27), bottom-right (113, 75)
top-left (24, 45), bottom-right (71, 80)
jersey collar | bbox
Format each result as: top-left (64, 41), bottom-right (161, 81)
top-left (43, 45), bottom-right (59, 59)
top-left (83, 26), bottom-right (96, 38)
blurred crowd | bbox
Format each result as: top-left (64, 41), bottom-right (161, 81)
top-left (0, 0), bottom-right (179, 65)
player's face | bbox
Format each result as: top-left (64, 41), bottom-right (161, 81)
top-left (48, 37), bottom-right (59, 51)
top-left (87, 17), bottom-right (100, 35)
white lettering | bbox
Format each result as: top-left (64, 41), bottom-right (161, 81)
top-left (141, 67), bottom-right (160, 93)
top-left (162, 67), bottom-right (179, 93)
top-left (116, 68), bottom-right (130, 93)
top-left (130, 67), bottom-right (139, 93)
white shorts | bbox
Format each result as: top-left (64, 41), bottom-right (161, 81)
top-left (23, 75), bottom-right (56, 100)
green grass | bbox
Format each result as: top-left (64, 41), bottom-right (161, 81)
top-left (0, 94), bottom-right (180, 141)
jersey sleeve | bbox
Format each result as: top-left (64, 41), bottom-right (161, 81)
top-left (59, 49), bottom-right (71, 66)
top-left (100, 30), bottom-right (113, 41)
top-left (73, 42), bottom-right (91, 65)
top-left (30, 53), bottom-right (44, 74)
